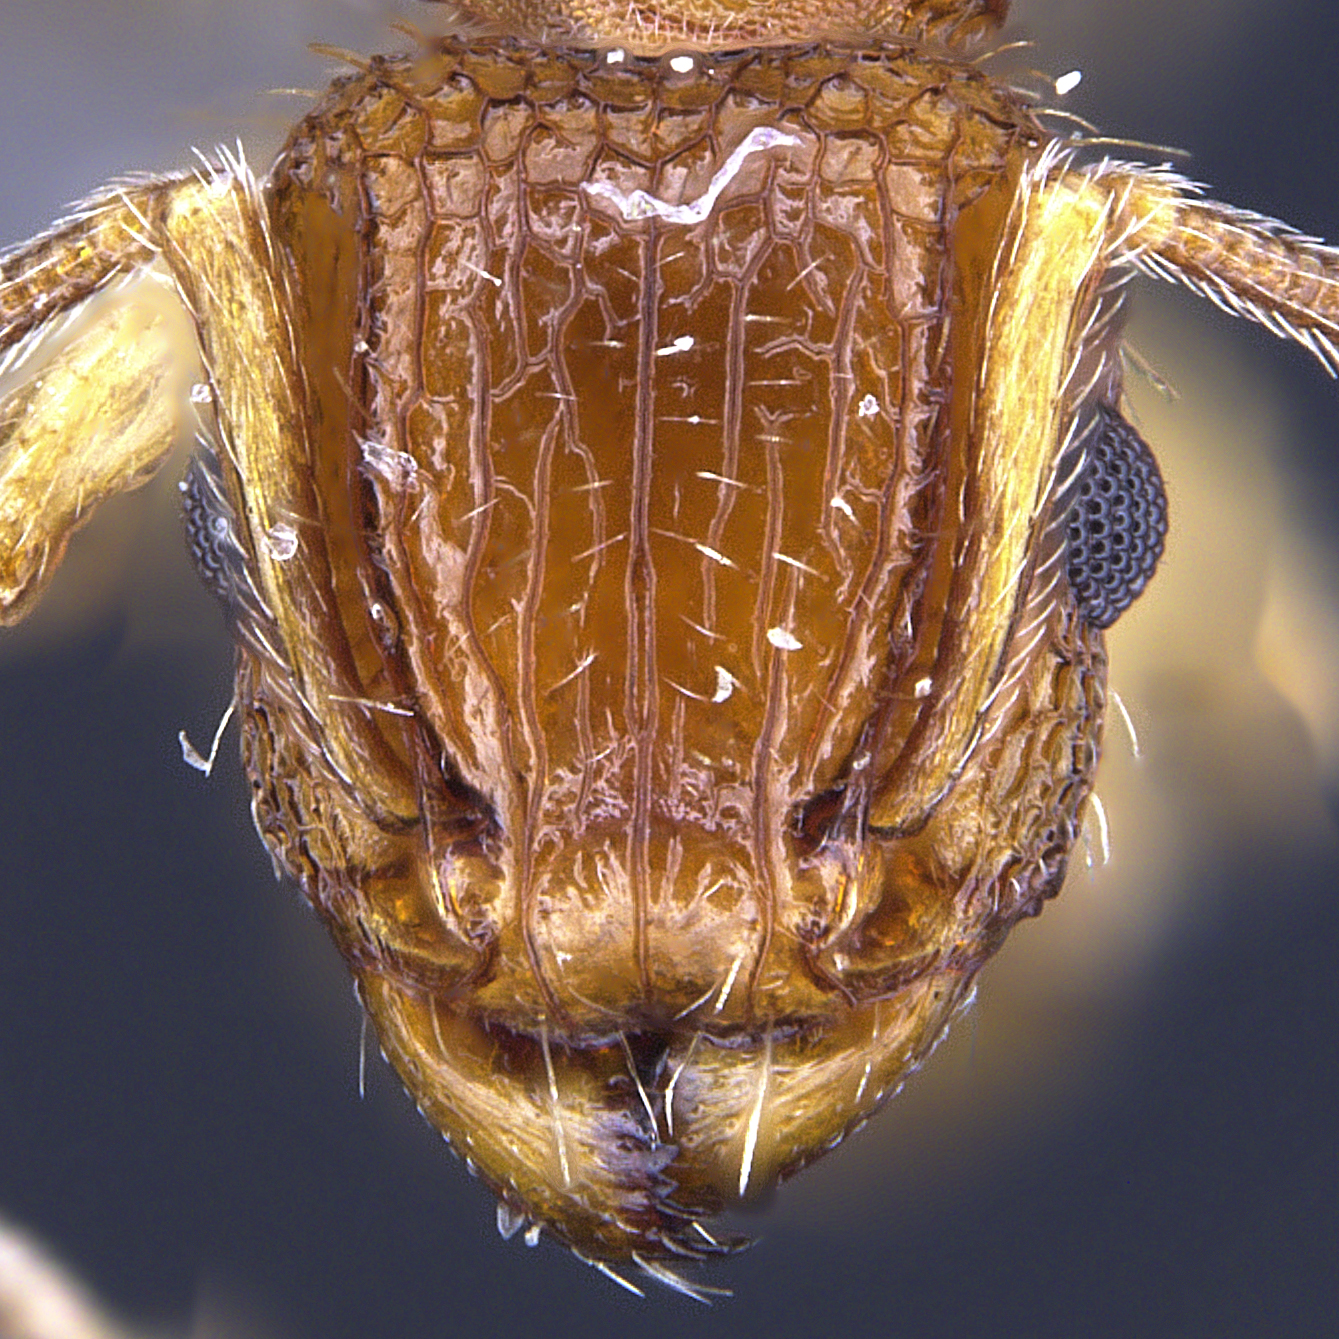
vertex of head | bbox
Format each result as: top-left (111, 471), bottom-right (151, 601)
top-left (424, 0), bottom-right (1010, 50)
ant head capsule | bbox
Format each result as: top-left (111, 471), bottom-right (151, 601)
top-left (238, 35), bottom-right (1111, 1269)
top-left (4, 0), bottom-right (1338, 1302)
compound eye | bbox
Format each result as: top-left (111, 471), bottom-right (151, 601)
top-left (1065, 404), bottom-right (1169, 629)
top-left (180, 452), bottom-right (249, 621)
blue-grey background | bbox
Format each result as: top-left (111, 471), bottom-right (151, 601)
top-left (1, 3), bottom-right (1337, 1335)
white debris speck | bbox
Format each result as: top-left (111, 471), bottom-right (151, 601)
top-left (767, 626), bottom-right (802, 651)
top-left (1055, 69), bottom-right (1082, 97)
top-left (711, 666), bottom-right (736, 703)
top-left (361, 439), bottom-right (419, 491)
top-left (914, 676), bottom-right (933, 698)
top-left (669, 54), bottom-right (695, 74)
top-left (582, 125), bottom-right (799, 226)
top-left (657, 334), bottom-right (695, 355)
top-left (264, 521), bottom-right (299, 560)
top-left (605, 47), bottom-right (626, 64)
top-left (524, 1224), bottom-right (542, 1248)
top-left (857, 393), bottom-right (880, 418)
top-left (830, 495), bottom-right (857, 522)
top-left (189, 381), bottom-right (213, 404)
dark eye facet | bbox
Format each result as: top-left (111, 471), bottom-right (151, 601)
top-left (1066, 404), bottom-right (1169, 629)
top-left (180, 450), bottom-right (248, 620)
